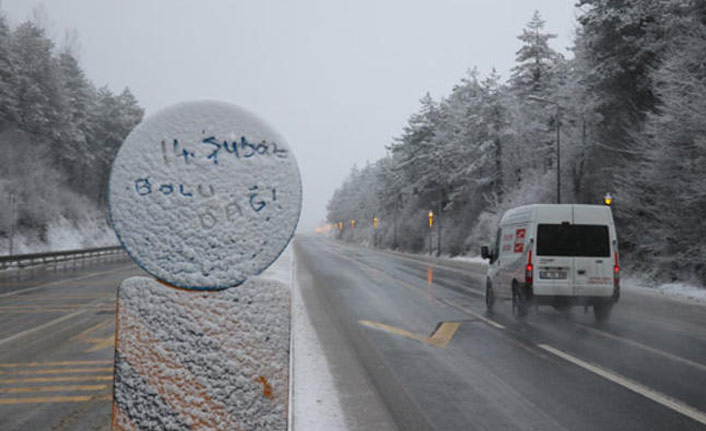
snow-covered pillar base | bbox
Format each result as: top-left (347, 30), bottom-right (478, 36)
top-left (111, 276), bottom-right (290, 431)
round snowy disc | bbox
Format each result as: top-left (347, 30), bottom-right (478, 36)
top-left (109, 101), bottom-right (302, 290)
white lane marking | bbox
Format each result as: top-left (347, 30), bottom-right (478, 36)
top-left (333, 246), bottom-right (504, 330)
top-left (538, 343), bottom-right (706, 426)
top-left (437, 298), bottom-right (505, 329)
top-left (0, 264), bottom-right (133, 299)
top-left (575, 323), bottom-right (706, 374)
top-left (0, 309), bottom-right (87, 347)
top-left (379, 250), bottom-right (487, 279)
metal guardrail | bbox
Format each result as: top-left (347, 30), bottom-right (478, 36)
top-left (0, 246), bottom-right (125, 270)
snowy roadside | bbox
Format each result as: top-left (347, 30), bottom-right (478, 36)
top-left (257, 245), bottom-right (348, 431)
top-left (384, 248), bottom-right (706, 307)
top-left (623, 277), bottom-right (706, 305)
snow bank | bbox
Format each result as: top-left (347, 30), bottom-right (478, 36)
top-left (289, 251), bottom-right (348, 431)
top-left (449, 255), bottom-right (488, 265)
top-left (0, 214), bottom-right (118, 255)
top-left (623, 277), bottom-right (706, 305)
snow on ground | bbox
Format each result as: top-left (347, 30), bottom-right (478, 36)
top-left (0, 215), bottom-right (118, 255)
top-left (449, 255), bottom-right (488, 265)
top-left (623, 277), bottom-right (706, 305)
top-left (259, 246), bottom-right (348, 431)
top-left (400, 249), bottom-right (706, 306)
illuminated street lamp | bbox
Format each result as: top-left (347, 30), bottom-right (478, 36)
top-left (351, 220), bottom-right (356, 229)
top-left (604, 193), bottom-right (613, 206)
top-left (373, 217), bottom-right (379, 229)
top-left (428, 211), bottom-right (434, 255)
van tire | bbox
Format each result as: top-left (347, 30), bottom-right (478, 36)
top-left (512, 281), bottom-right (529, 319)
top-left (485, 279), bottom-right (495, 312)
top-left (594, 301), bottom-right (613, 322)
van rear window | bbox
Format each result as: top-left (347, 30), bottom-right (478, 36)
top-left (537, 224), bottom-right (610, 257)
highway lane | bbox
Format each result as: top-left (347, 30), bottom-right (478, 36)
top-left (295, 236), bottom-right (706, 431)
top-left (0, 257), bottom-right (142, 431)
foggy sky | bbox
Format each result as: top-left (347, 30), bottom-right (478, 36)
top-left (3, 0), bottom-right (578, 232)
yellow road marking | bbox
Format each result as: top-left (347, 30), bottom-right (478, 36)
top-left (359, 320), bottom-right (428, 344)
top-left (72, 319), bottom-right (113, 341)
top-left (0, 394), bottom-right (112, 405)
top-left (335, 250), bottom-right (503, 330)
top-left (70, 318), bottom-right (115, 352)
top-left (0, 384), bottom-right (108, 394)
top-left (0, 376), bottom-right (113, 384)
top-left (83, 336), bottom-right (115, 352)
top-left (0, 303), bottom-right (91, 309)
top-left (538, 344), bottom-right (706, 426)
top-left (428, 322), bottom-right (460, 348)
top-left (8, 295), bottom-right (114, 301)
top-left (0, 309), bottom-right (74, 314)
top-left (0, 360), bottom-right (113, 368)
top-left (0, 308), bottom-right (113, 314)
top-left (359, 320), bottom-right (459, 348)
top-left (0, 367), bottom-right (113, 376)
top-left (436, 297), bottom-right (506, 329)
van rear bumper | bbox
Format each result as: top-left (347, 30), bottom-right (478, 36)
top-left (533, 284), bottom-right (614, 298)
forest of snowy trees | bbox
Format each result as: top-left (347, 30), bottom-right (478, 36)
top-left (327, 1), bottom-right (706, 284)
top-left (0, 6), bottom-right (143, 253)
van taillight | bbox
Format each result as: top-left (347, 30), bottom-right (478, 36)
top-left (613, 251), bottom-right (620, 287)
top-left (525, 250), bottom-right (533, 286)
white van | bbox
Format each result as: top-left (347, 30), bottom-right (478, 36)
top-left (481, 204), bottom-right (620, 321)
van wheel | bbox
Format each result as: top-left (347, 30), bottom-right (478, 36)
top-left (594, 301), bottom-right (613, 322)
top-left (485, 280), bottom-right (495, 312)
top-left (512, 281), bottom-right (529, 319)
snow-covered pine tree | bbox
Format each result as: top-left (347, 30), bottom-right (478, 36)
top-left (617, 0), bottom-right (706, 283)
top-left (10, 21), bottom-right (62, 140)
top-left (510, 10), bottom-right (559, 97)
top-left (0, 11), bottom-right (17, 125)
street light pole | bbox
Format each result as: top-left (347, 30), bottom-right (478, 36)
top-left (436, 187), bottom-right (442, 257)
top-left (8, 193), bottom-right (15, 256)
top-left (556, 107), bottom-right (561, 204)
top-left (527, 95), bottom-right (561, 204)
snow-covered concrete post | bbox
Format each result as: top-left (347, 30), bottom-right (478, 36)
top-left (108, 101), bottom-right (301, 431)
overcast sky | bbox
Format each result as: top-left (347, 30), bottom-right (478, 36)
top-left (3, 0), bottom-right (579, 231)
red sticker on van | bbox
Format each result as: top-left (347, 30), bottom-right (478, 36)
top-left (513, 229), bottom-right (526, 253)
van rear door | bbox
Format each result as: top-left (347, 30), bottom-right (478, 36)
top-left (572, 209), bottom-right (613, 296)
top-left (536, 224), bottom-right (574, 296)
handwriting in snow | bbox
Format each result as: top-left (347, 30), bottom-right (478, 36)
top-left (160, 134), bottom-right (288, 166)
top-left (134, 178), bottom-right (277, 216)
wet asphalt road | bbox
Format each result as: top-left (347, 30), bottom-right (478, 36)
top-left (295, 236), bottom-right (706, 431)
top-left (0, 255), bottom-right (142, 431)
top-left (1, 239), bottom-right (705, 431)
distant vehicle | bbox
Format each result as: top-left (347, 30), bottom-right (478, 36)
top-left (481, 204), bottom-right (620, 321)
